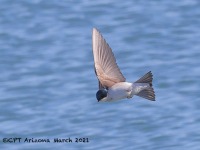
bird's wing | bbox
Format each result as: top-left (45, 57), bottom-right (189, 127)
top-left (92, 28), bottom-right (126, 89)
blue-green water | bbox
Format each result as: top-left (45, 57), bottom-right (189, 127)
top-left (0, 0), bottom-right (200, 149)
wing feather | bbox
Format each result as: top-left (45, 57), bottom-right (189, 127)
top-left (92, 28), bottom-right (126, 88)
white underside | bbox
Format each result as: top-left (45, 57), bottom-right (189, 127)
top-left (100, 82), bottom-right (150, 102)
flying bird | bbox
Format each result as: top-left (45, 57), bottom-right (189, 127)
top-left (92, 28), bottom-right (155, 102)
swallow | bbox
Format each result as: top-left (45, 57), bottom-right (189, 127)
top-left (92, 28), bottom-right (155, 102)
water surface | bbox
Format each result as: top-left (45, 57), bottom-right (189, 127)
top-left (0, 0), bottom-right (200, 149)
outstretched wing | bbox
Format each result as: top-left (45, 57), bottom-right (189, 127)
top-left (92, 28), bottom-right (126, 89)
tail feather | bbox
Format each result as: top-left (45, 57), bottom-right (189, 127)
top-left (135, 71), bottom-right (153, 86)
top-left (135, 71), bottom-right (155, 101)
top-left (137, 87), bottom-right (155, 101)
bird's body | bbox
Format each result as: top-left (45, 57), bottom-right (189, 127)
top-left (105, 82), bottom-right (132, 102)
top-left (92, 28), bottom-right (155, 102)
top-left (100, 82), bottom-right (152, 102)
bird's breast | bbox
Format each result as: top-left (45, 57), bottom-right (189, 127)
top-left (107, 82), bottom-right (132, 101)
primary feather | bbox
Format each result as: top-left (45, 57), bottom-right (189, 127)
top-left (92, 28), bottom-right (125, 88)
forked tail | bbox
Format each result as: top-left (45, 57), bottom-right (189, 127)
top-left (134, 71), bottom-right (155, 101)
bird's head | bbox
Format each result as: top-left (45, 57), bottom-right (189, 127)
top-left (96, 89), bottom-right (108, 102)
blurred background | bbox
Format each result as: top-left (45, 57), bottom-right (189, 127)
top-left (0, 0), bottom-right (200, 149)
